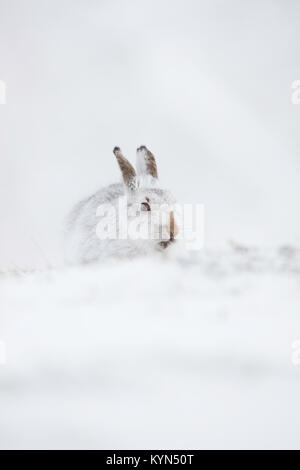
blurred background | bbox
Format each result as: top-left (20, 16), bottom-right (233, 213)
top-left (1, 0), bottom-right (300, 451)
top-left (0, 0), bottom-right (300, 269)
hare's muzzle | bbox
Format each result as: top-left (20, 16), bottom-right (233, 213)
top-left (170, 211), bottom-right (179, 241)
top-left (159, 211), bottom-right (178, 249)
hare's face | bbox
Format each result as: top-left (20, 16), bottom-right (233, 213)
top-left (127, 187), bottom-right (179, 250)
top-left (113, 146), bottom-right (179, 250)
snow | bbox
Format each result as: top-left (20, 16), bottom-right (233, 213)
top-left (1, 247), bottom-right (300, 449)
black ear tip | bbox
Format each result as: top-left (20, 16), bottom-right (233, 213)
top-left (137, 145), bottom-right (147, 152)
top-left (113, 146), bottom-right (120, 154)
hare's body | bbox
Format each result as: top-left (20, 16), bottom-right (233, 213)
top-left (64, 183), bottom-right (123, 263)
top-left (64, 146), bottom-right (178, 264)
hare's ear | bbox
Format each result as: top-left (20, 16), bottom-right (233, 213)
top-left (113, 147), bottom-right (137, 190)
top-left (136, 146), bottom-right (158, 179)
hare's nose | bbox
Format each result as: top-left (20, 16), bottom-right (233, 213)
top-left (170, 211), bottom-right (178, 241)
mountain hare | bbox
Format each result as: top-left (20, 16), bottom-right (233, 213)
top-left (64, 146), bottom-right (179, 263)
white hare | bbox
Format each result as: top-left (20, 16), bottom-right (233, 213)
top-left (64, 146), bottom-right (179, 263)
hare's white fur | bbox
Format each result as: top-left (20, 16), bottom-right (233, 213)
top-left (64, 146), bottom-right (178, 264)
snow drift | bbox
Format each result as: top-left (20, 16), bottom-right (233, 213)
top-left (1, 247), bottom-right (300, 449)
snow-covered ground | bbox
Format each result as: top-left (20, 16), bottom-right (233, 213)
top-left (1, 246), bottom-right (300, 449)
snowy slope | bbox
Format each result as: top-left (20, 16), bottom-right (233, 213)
top-left (1, 247), bottom-right (300, 449)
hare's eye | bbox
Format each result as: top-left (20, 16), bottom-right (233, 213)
top-left (141, 202), bottom-right (151, 212)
